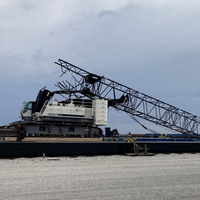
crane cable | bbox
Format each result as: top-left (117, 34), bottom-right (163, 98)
top-left (127, 113), bottom-right (160, 135)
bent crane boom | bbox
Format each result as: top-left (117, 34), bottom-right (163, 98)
top-left (55, 59), bottom-right (200, 135)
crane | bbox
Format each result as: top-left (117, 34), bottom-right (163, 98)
top-left (55, 59), bottom-right (200, 136)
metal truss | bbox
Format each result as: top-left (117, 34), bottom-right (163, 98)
top-left (55, 59), bottom-right (200, 135)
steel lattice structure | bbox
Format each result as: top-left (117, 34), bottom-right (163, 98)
top-left (55, 59), bottom-right (200, 135)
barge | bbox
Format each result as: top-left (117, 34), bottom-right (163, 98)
top-left (1, 135), bottom-right (200, 157)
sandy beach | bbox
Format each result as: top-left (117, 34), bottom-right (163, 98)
top-left (1, 153), bottom-right (200, 200)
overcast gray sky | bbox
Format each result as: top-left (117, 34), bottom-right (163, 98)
top-left (1, 0), bottom-right (200, 134)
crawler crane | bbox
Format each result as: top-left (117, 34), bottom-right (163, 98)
top-left (1, 59), bottom-right (200, 141)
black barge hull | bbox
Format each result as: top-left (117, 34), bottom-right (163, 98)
top-left (0, 141), bottom-right (134, 157)
top-left (136, 141), bottom-right (200, 153)
top-left (1, 141), bottom-right (200, 157)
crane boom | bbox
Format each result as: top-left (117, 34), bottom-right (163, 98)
top-left (55, 59), bottom-right (200, 135)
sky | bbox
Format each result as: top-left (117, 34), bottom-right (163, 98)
top-left (1, 0), bottom-right (200, 135)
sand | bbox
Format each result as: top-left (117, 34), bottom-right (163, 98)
top-left (1, 153), bottom-right (200, 200)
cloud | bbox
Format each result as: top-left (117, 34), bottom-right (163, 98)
top-left (98, 9), bottom-right (117, 18)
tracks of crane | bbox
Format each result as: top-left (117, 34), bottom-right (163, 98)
top-left (0, 122), bottom-right (103, 141)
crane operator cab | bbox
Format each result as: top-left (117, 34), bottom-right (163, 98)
top-left (20, 101), bottom-right (35, 121)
